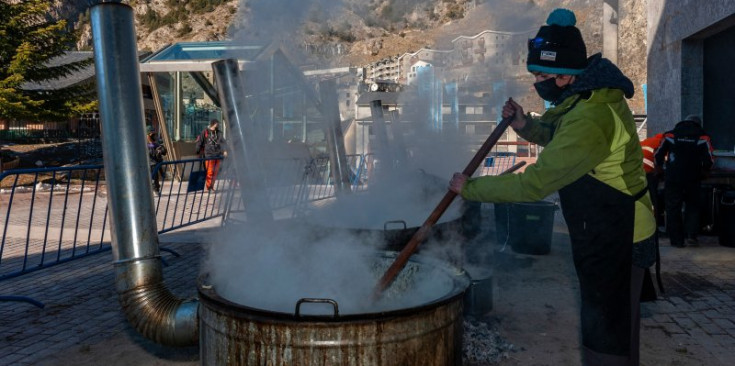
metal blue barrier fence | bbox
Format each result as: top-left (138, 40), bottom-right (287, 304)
top-left (249, 154), bottom-right (372, 213)
top-left (1, 154), bottom-right (374, 307)
top-left (152, 157), bottom-right (239, 234)
top-left (0, 165), bottom-right (109, 307)
top-left (477, 151), bottom-right (517, 176)
top-left (0, 159), bottom-right (236, 307)
top-left (0, 165), bottom-right (109, 277)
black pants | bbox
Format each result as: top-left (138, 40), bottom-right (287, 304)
top-left (664, 177), bottom-right (700, 246)
top-left (583, 266), bottom-right (645, 366)
top-left (560, 175), bottom-right (635, 358)
top-left (646, 174), bottom-right (664, 228)
top-left (150, 164), bottom-right (163, 191)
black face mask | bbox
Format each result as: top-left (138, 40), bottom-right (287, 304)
top-left (533, 77), bottom-right (565, 103)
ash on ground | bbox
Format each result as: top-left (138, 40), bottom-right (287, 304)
top-left (463, 317), bottom-right (515, 365)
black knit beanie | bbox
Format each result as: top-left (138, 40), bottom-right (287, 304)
top-left (527, 8), bottom-right (587, 75)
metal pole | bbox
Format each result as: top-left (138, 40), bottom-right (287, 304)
top-left (319, 80), bottom-right (352, 194)
top-left (174, 71), bottom-right (182, 141)
top-left (389, 110), bottom-right (408, 168)
top-left (269, 55), bottom-right (276, 141)
top-left (302, 92), bottom-right (308, 143)
top-left (90, 0), bottom-right (198, 346)
top-left (211, 59), bottom-right (274, 224)
top-left (369, 100), bottom-right (393, 177)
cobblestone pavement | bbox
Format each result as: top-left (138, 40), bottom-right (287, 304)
top-left (1, 206), bottom-right (734, 365)
top-left (0, 229), bottom-right (207, 366)
top-left (638, 235), bottom-right (735, 365)
top-left (488, 212), bottom-right (735, 366)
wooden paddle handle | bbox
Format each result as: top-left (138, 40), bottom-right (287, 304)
top-left (500, 161), bottom-right (527, 176)
top-left (372, 116), bottom-right (514, 299)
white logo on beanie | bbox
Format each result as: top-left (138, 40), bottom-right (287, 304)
top-left (540, 51), bottom-right (557, 61)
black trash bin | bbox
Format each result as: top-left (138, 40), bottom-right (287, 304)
top-left (461, 201), bottom-right (482, 240)
top-left (718, 190), bottom-right (735, 247)
top-left (508, 201), bottom-right (556, 255)
top-left (463, 265), bottom-right (493, 317)
top-left (494, 203), bottom-right (511, 245)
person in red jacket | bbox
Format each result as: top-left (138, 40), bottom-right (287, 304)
top-left (641, 133), bottom-right (664, 174)
top-left (640, 132), bottom-right (666, 301)
top-left (641, 133), bottom-right (665, 228)
top-left (654, 115), bottom-right (714, 247)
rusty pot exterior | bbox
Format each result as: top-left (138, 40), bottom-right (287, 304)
top-left (199, 297), bottom-right (463, 366)
top-left (198, 254), bottom-right (469, 366)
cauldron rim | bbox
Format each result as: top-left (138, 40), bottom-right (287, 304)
top-left (303, 190), bottom-right (465, 231)
top-left (198, 251), bottom-right (470, 322)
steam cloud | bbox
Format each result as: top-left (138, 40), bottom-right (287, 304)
top-left (231, 0), bottom-right (340, 46)
top-left (205, 0), bottom-right (546, 314)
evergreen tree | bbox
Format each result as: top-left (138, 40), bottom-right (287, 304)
top-left (0, 0), bottom-right (96, 122)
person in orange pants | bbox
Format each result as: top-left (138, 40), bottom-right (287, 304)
top-left (204, 158), bottom-right (221, 191)
top-left (195, 119), bottom-right (227, 191)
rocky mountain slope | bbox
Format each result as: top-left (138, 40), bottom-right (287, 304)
top-left (56, 0), bottom-right (646, 111)
top-left (62, 1), bottom-right (596, 64)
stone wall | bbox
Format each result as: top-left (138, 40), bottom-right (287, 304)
top-left (618, 0), bottom-right (648, 115)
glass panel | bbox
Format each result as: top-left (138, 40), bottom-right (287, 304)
top-left (181, 72), bottom-right (221, 142)
top-left (239, 54), bottom-right (327, 158)
top-left (144, 43), bottom-right (333, 158)
top-left (152, 72), bottom-right (175, 140)
top-left (143, 41), bottom-right (266, 62)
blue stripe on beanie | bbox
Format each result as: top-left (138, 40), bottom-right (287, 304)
top-left (527, 64), bottom-right (585, 76)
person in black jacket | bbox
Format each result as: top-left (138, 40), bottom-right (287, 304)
top-left (147, 132), bottom-right (167, 195)
top-left (654, 115), bottom-right (714, 247)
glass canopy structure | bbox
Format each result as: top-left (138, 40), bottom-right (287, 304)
top-left (139, 41), bottom-right (334, 162)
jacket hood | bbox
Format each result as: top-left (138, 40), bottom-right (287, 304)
top-left (672, 120), bottom-right (706, 136)
top-left (555, 53), bottom-right (635, 104)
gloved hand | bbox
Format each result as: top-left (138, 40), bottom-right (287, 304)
top-left (502, 98), bottom-right (526, 129)
top-left (449, 173), bottom-right (468, 194)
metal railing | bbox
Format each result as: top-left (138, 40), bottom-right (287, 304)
top-left (477, 151), bottom-right (517, 176)
top-left (224, 154), bottom-right (373, 218)
top-left (152, 157), bottom-right (238, 234)
top-left (0, 159), bottom-right (235, 307)
top-left (0, 165), bottom-right (109, 307)
top-left (0, 153), bottom-right (375, 307)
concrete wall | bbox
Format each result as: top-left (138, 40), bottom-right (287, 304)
top-left (618, 0), bottom-right (649, 114)
top-left (647, 0), bottom-right (735, 137)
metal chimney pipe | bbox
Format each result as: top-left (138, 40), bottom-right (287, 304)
top-left (211, 59), bottom-right (274, 224)
top-left (369, 100), bottom-right (394, 178)
top-left (90, 1), bottom-right (198, 346)
top-left (389, 110), bottom-right (409, 168)
top-left (319, 80), bottom-right (352, 194)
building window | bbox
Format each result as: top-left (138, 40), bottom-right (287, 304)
top-left (466, 106), bottom-right (484, 114)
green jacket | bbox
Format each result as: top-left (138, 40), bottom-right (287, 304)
top-left (461, 87), bottom-right (655, 242)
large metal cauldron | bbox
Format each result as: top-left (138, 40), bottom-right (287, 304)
top-left (307, 209), bottom-right (465, 251)
top-left (198, 252), bottom-right (470, 366)
top-left (304, 172), bottom-right (470, 251)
